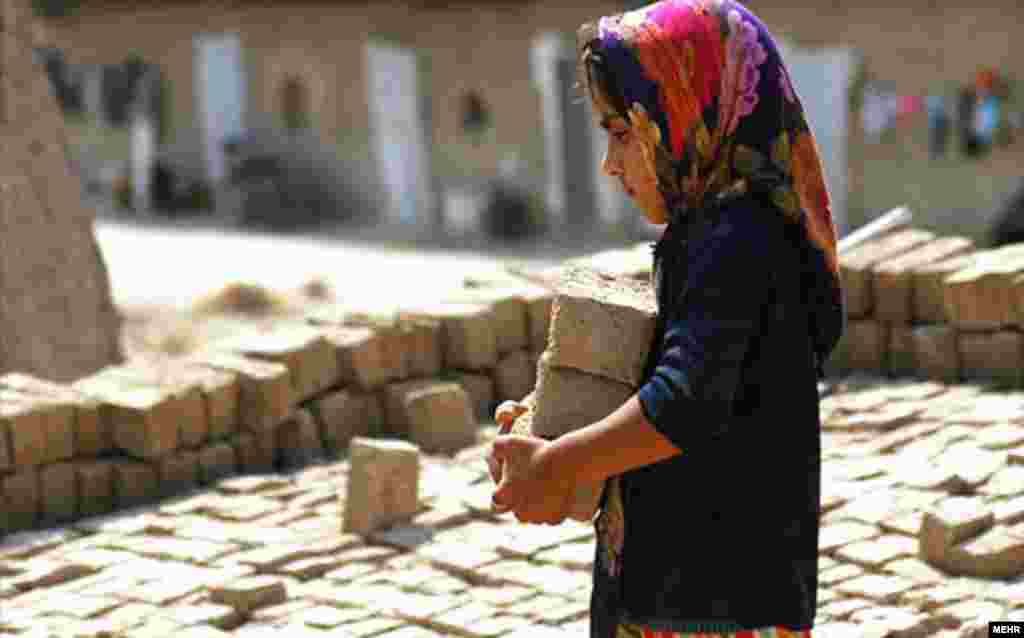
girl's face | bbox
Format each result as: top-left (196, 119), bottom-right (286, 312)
top-left (595, 105), bottom-right (670, 225)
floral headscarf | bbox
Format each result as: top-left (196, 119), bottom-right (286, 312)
top-left (577, 0), bottom-right (839, 278)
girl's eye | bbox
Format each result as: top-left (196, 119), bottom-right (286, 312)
top-left (613, 130), bottom-right (629, 142)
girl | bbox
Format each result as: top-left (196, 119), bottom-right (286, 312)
top-left (490, 1), bottom-right (844, 636)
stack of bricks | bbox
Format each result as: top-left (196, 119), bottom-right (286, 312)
top-left (832, 225), bottom-right (1024, 387)
top-left (509, 266), bottom-right (657, 521)
top-left (0, 281), bottom-right (556, 537)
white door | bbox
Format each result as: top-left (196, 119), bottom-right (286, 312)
top-left (777, 41), bottom-right (857, 237)
top-left (365, 41), bottom-right (432, 226)
top-left (196, 33), bottom-right (247, 185)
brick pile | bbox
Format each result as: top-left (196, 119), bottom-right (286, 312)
top-left (0, 281), bottom-right (555, 537)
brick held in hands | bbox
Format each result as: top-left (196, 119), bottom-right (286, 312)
top-left (403, 303), bottom-right (499, 371)
top-left (343, 437), bottom-right (421, 536)
top-left (493, 350), bottom-right (537, 404)
top-left (545, 266), bottom-right (657, 387)
top-left (402, 383), bottom-right (477, 455)
top-left (523, 287), bottom-right (555, 352)
top-left (531, 352), bottom-right (635, 440)
top-left (872, 236), bottom-right (975, 324)
top-left (957, 330), bottom-right (1024, 388)
top-left (839, 228), bottom-right (935, 318)
top-left (186, 351), bottom-right (293, 432)
top-left (211, 322), bottom-right (340, 404)
top-left (507, 409), bottom-right (602, 523)
top-left (443, 286), bottom-right (532, 355)
top-left (911, 253), bottom-right (978, 324)
top-left (841, 320), bottom-right (889, 376)
top-left (913, 324), bottom-right (960, 383)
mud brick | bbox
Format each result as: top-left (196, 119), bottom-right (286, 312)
top-left (403, 383), bottom-right (476, 454)
top-left (319, 325), bottom-right (405, 391)
top-left (276, 409), bottom-right (322, 469)
top-left (911, 252), bottom-right (978, 323)
top-left (187, 351), bottom-right (293, 432)
top-left (872, 237), bottom-right (975, 324)
top-left (213, 322), bottom-right (340, 403)
top-left (448, 371), bottom-right (495, 422)
top-left (531, 353), bottom-right (634, 438)
top-left (405, 303), bottom-right (499, 371)
top-left (544, 266), bottom-right (656, 387)
top-left (841, 228), bottom-right (936, 318)
top-left (522, 286), bottom-right (555, 351)
top-left (888, 323), bottom-right (917, 377)
top-left (169, 363), bottom-right (240, 441)
top-left (210, 575), bottom-right (287, 615)
top-left (110, 459), bottom-right (159, 509)
top-left (919, 496), bottom-right (995, 570)
top-left (944, 246), bottom-right (1024, 331)
top-left (1, 468), bottom-right (39, 532)
top-left (343, 437), bottom-right (420, 535)
top-left (958, 330), bottom-right (1024, 388)
top-left (198, 442), bottom-right (238, 485)
top-left (231, 431), bottom-right (277, 474)
top-left (493, 350), bottom-right (537, 404)
top-left (443, 287), bottom-right (531, 354)
top-left (395, 316), bottom-right (443, 378)
top-left (71, 371), bottom-right (180, 460)
top-left (0, 373), bottom-right (91, 461)
top-left (842, 320), bottom-right (889, 375)
top-left (156, 450), bottom-right (199, 497)
top-left (0, 391), bottom-right (52, 466)
top-left (381, 379), bottom-right (436, 438)
top-left (912, 324), bottom-right (960, 383)
top-left (310, 390), bottom-right (380, 454)
top-left (39, 461), bottom-right (77, 524)
top-left (104, 361), bottom-right (211, 449)
top-left (508, 409), bottom-right (602, 522)
top-left (76, 460), bottom-right (115, 518)
top-left (944, 525), bottom-right (1024, 579)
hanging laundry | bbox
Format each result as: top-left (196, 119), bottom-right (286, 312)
top-left (898, 95), bottom-right (924, 118)
top-left (862, 86), bottom-right (898, 142)
top-left (926, 94), bottom-right (951, 159)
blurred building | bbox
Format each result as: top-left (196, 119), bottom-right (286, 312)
top-left (38, 0), bottom-right (1024, 240)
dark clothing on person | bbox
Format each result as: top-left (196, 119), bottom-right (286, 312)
top-left (590, 192), bottom-right (844, 636)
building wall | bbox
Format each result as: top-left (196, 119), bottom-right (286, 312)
top-left (45, 0), bottom-right (1024, 239)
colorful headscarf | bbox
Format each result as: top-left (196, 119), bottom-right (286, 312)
top-left (577, 0), bottom-right (839, 278)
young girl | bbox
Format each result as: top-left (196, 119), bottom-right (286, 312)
top-left (489, 1), bottom-right (844, 636)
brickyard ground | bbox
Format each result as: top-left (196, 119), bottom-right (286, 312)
top-left (2, 216), bottom-right (1024, 637)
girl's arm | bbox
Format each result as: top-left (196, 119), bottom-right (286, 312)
top-left (542, 394), bottom-right (681, 486)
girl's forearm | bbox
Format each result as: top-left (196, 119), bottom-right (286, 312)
top-left (544, 394), bottom-right (682, 485)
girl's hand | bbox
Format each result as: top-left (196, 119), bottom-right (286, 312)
top-left (487, 400), bottom-right (530, 485)
top-left (491, 435), bottom-right (575, 525)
